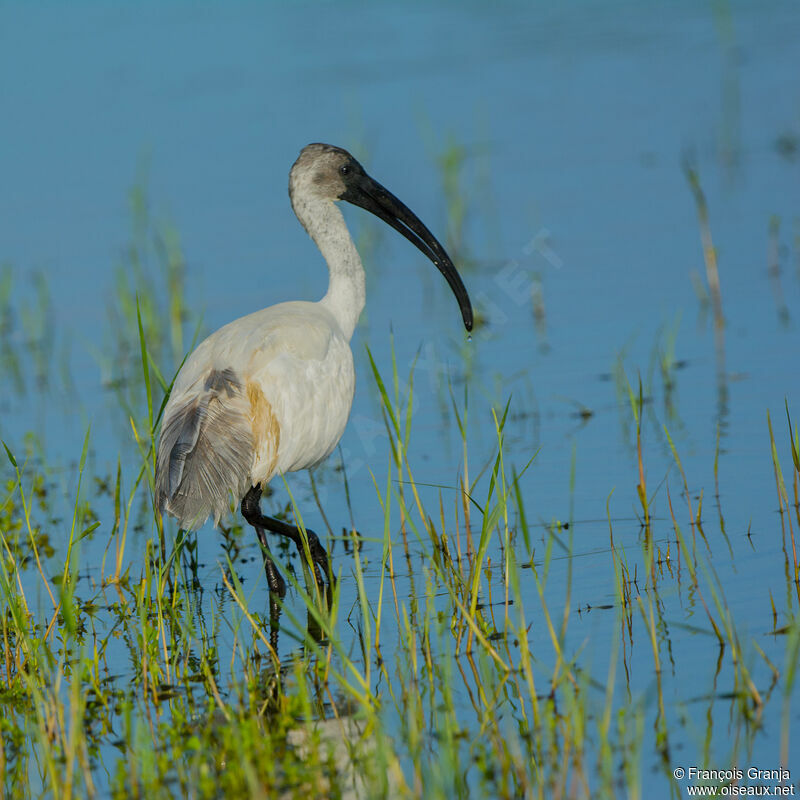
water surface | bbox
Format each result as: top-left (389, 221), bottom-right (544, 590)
top-left (1, 2), bottom-right (799, 797)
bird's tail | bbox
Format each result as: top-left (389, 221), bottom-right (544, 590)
top-left (155, 368), bottom-right (254, 530)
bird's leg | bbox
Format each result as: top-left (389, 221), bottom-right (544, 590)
top-left (255, 524), bottom-right (287, 597)
top-left (241, 485), bottom-right (334, 591)
top-left (263, 516), bottom-right (334, 591)
top-left (267, 594), bottom-right (281, 652)
top-left (242, 487), bottom-right (286, 597)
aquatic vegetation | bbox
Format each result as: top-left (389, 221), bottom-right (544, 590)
top-left (1, 147), bottom-right (798, 799)
top-left (2, 319), bottom-right (799, 798)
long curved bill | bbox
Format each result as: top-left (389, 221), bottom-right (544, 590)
top-left (341, 172), bottom-right (473, 332)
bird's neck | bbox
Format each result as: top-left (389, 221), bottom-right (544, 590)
top-left (294, 195), bottom-right (366, 341)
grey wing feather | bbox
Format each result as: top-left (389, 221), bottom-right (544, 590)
top-left (155, 369), bottom-right (253, 530)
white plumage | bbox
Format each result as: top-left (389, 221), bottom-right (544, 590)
top-left (154, 143), bottom-right (472, 595)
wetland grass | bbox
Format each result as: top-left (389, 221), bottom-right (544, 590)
top-left (2, 344), bottom-right (798, 798)
top-left (1, 172), bottom-right (799, 799)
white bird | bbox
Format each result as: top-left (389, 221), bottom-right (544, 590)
top-left (154, 143), bottom-right (473, 595)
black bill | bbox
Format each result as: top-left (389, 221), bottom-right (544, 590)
top-left (340, 170), bottom-right (473, 332)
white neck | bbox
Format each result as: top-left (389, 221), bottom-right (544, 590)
top-left (292, 194), bottom-right (365, 341)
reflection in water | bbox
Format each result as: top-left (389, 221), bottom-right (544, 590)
top-left (684, 160), bottom-right (729, 440)
top-left (712, 0), bottom-right (742, 176)
top-left (767, 216), bottom-right (791, 326)
top-left (713, 325), bottom-right (729, 442)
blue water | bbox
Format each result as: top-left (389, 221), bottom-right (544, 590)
top-left (1, 2), bottom-right (800, 796)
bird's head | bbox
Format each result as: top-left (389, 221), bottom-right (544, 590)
top-left (289, 142), bottom-right (473, 332)
top-left (289, 143), bottom-right (364, 203)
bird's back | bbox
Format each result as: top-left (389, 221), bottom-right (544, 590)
top-left (155, 301), bottom-right (355, 531)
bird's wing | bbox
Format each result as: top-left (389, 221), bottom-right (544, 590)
top-left (155, 367), bottom-right (253, 530)
top-left (155, 302), bottom-right (342, 530)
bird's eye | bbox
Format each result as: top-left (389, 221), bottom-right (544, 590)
top-left (340, 164), bottom-right (351, 177)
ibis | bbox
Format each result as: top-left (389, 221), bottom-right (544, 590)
top-left (154, 143), bottom-right (473, 596)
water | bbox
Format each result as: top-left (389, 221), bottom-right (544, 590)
top-left (1, 2), bottom-right (799, 797)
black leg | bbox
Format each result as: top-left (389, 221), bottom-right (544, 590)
top-left (254, 523), bottom-right (287, 597)
top-left (242, 487), bottom-right (286, 596)
top-left (241, 485), bottom-right (334, 592)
